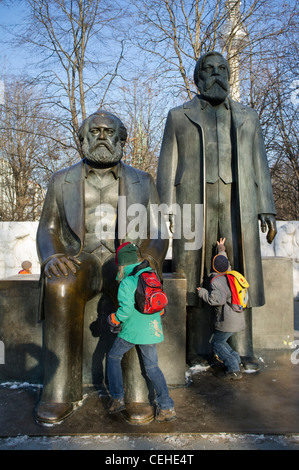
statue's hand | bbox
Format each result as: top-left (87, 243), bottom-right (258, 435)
top-left (259, 214), bottom-right (277, 244)
top-left (44, 255), bottom-right (82, 279)
top-left (169, 213), bottom-right (174, 234)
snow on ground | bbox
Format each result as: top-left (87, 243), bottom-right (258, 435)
top-left (1, 433), bottom-right (299, 450)
top-left (0, 381), bottom-right (40, 389)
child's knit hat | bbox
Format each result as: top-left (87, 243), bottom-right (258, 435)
top-left (115, 242), bottom-right (138, 266)
top-left (212, 254), bottom-right (229, 273)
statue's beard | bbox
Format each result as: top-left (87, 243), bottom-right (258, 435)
top-left (82, 140), bottom-right (123, 165)
top-left (199, 77), bottom-right (230, 103)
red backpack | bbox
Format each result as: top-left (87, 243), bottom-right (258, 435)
top-left (130, 261), bottom-right (168, 314)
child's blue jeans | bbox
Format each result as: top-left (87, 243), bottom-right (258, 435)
top-left (211, 330), bottom-right (241, 372)
top-left (107, 337), bottom-right (174, 410)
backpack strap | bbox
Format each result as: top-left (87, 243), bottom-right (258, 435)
top-left (210, 273), bottom-right (225, 284)
top-left (227, 270), bottom-right (249, 288)
top-left (211, 271), bottom-right (249, 288)
top-left (129, 259), bottom-right (152, 277)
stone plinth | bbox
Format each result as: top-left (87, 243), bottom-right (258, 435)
top-left (0, 257), bottom-right (294, 388)
top-left (252, 257), bottom-right (294, 349)
top-left (0, 275), bottom-right (42, 383)
top-left (0, 273), bottom-right (187, 387)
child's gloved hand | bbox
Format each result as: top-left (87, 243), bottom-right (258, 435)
top-left (107, 313), bottom-right (122, 334)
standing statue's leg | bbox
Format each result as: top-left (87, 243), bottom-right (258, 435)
top-left (229, 308), bottom-right (260, 370)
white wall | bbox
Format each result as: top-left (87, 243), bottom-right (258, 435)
top-left (260, 220), bottom-right (299, 300)
top-left (0, 222), bottom-right (40, 277)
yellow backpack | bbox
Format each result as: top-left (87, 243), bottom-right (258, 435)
top-left (226, 270), bottom-right (249, 312)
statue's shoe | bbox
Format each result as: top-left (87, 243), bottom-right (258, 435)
top-left (35, 401), bottom-right (74, 425)
top-left (122, 402), bottom-right (154, 425)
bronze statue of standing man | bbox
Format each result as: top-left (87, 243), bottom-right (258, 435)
top-left (157, 51), bottom-right (276, 367)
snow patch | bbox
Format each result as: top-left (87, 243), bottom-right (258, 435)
top-left (0, 381), bottom-right (41, 389)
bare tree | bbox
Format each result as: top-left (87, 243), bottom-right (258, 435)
top-left (130, 1), bottom-right (295, 101)
top-left (17, 0), bottom-right (126, 155)
top-left (261, 56), bottom-right (298, 220)
top-left (129, 0), bottom-right (298, 219)
top-left (1, 0), bottom-right (297, 220)
top-left (0, 78), bottom-right (74, 220)
top-left (119, 78), bottom-right (166, 178)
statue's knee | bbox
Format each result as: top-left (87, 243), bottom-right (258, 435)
top-left (44, 260), bottom-right (102, 303)
top-left (44, 271), bottom-right (81, 298)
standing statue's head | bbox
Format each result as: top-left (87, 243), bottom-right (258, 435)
top-left (194, 51), bottom-right (230, 105)
top-left (79, 110), bottom-right (127, 166)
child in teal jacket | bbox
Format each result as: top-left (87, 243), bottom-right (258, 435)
top-left (106, 242), bottom-right (176, 422)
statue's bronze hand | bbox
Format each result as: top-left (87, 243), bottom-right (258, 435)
top-left (44, 255), bottom-right (82, 279)
top-left (169, 214), bottom-right (174, 234)
top-left (259, 214), bottom-right (277, 244)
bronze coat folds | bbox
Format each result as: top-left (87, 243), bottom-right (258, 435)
top-left (37, 159), bottom-right (168, 321)
top-left (157, 95), bottom-right (276, 308)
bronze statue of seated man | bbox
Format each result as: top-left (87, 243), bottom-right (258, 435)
top-left (36, 110), bottom-right (168, 425)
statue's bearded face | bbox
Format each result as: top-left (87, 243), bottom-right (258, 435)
top-left (82, 115), bottom-right (123, 165)
top-left (197, 55), bottom-right (230, 104)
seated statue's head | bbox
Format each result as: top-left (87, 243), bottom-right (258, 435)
top-left (194, 51), bottom-right (230, 105)
top-left (79, 110), bottom-right (127, 166)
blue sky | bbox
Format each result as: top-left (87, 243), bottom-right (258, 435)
top-left (0, 1), bottom-right (130, 112)
top-left (0, 2), bottom-right (30, 75)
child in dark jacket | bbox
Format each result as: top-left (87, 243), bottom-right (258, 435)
top-left (106, 242), bottom-right (176, 422)
top-left (197, 238), bottom-right (245, 380)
